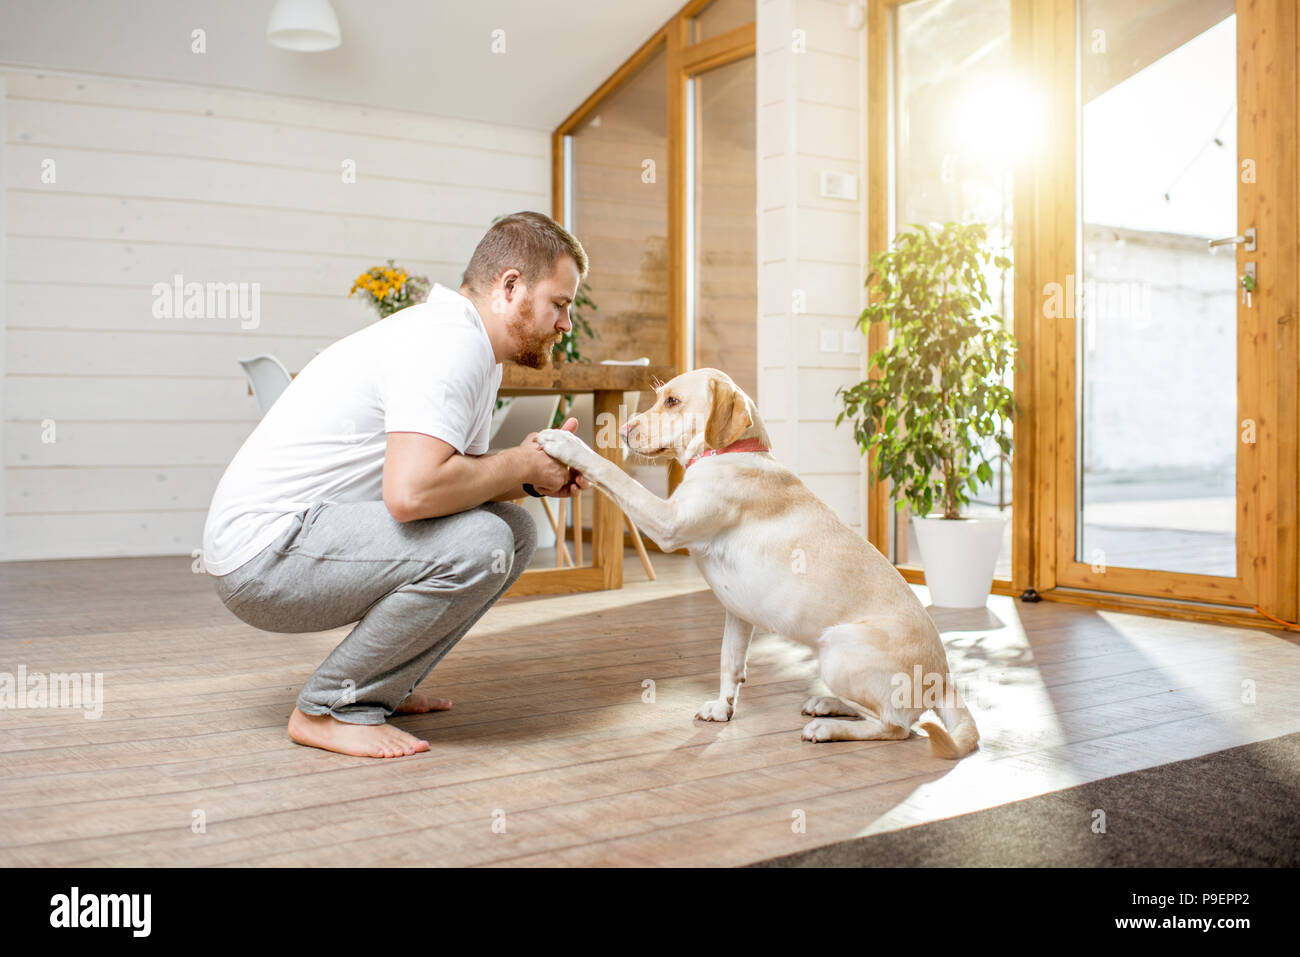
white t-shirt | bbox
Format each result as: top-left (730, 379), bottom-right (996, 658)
top-left (202, 283), bottom-right (503, 576)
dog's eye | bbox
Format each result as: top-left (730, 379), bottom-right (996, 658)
top-left (664, 395), bottom-right (679, 407)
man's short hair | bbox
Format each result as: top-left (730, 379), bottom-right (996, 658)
top-left (461, 211), bottom-right (589, 295)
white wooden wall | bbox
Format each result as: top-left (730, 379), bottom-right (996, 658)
top-left (756, 0), bottom-right (869, 535)
top-left (1, 68), bottom-right (549, 561)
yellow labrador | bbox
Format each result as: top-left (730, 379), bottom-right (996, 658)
top-left (537, 368), bottom-right (979, 758)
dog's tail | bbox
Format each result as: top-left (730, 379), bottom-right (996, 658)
top-left (918, 679), bottom-right (979, 760)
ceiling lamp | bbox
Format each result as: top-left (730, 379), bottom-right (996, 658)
top-left (267, 0), bottom-right (342, 52)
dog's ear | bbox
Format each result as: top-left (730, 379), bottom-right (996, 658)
top-left (704, 376), bottom-right (753, 449)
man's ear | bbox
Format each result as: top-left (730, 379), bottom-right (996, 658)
top-left (499, 268), bottom-right (522, 299)
top-left (704, 376), bottom-right (753, 449)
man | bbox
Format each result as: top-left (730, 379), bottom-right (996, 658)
top-left (203, 211), bottom-right (590, 759)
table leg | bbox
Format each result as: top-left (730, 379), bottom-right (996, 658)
top-left (573, 489), bottom-right (583, 566)
top-left (591, 388), bottom-right (624, 590)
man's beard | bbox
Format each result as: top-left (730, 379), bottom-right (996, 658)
top-left (507, 296), bottom-right (562, 370)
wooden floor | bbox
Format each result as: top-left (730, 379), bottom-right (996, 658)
top-left (1, 550), bottom-right (1298, 867)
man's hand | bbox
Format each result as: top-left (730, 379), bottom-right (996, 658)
top-left (525, 416), bottom-right (592, 496)
top-left (383, 416), bottom-right (593, 522)
top-left (536, 425), bottom-right (604, 471)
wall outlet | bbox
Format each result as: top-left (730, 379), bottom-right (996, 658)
top-left (819, 170), bottom-right (858, 201)
top-left (842, 330), bottom-right (862, 354)
top-left (819, 329), bottom-right (840, 353)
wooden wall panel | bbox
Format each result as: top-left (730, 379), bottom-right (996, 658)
top-left (1, 68), bottom-right (550, 561)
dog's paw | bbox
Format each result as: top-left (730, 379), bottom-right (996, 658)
top-left (695, 699), bottom-right (734, 722)
top-left (801, 695), bottom-right (858, 717)
top-left (537, 428), bottom-right (596, 468)
top-left (801, 718), bottom-right (846, 742)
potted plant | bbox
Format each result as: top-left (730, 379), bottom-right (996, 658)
top-left (836, 221), bottom-right (1019, 608)
top-left (549, 279), bottom-right (599, 426)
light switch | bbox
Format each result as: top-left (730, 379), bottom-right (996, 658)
top-left (819, 170), bottom-right (859, 201)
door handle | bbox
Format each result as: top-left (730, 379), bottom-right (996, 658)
top-left (1208, 227), bottom-right (1256, 251)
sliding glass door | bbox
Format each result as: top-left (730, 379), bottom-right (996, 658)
top-left (871, 0), bottom-right (1298, 618)
top-left (1033, 0), bottom-right (1298, 615)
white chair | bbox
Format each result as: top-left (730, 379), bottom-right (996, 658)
top-left (239, 355), bottom-right (292, 416)
top-left (488, 394), bottom-right (572, 566)
top-left (489, 394), bottom-right (561, 449)
top-left (562, 358), bottom-right (656, 580)
top-left (488, 398), bottom-right (514, 442)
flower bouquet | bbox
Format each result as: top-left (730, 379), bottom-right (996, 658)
top-left (348, 260), bottom-right (432, 319)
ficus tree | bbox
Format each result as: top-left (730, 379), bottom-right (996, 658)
top-left (551, 280), bottom-right (598, 366)
top-left (550, 280), bottom-right (599, 427)
top-left (836, 221), bottom-right (1019, 521)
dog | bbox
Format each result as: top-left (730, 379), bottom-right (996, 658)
top-left (536, 367), bottom-right (979, 759)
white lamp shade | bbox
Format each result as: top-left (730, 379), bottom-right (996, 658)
top-left (267, 0), bottom-right (341, 52)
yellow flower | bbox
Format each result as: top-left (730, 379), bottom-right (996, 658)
top-left (349, 263), bottom-right (415, 303)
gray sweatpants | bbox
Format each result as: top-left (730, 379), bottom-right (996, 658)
top-left (211, 499), bottom-right (537, 725)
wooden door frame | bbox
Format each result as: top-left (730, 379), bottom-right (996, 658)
top-left (868, 0), bottom-right (1299, 627)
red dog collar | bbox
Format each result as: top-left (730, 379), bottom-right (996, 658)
top-left (686, 437), bottom-right (771, 469)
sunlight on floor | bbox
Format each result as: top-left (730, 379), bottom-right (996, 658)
top-left (858, 589), bottom-right (1072, 837)
top-left (857, 592), bottom-right (1300, 839)
top-left (1092, 609), bottom-right (1295, 749)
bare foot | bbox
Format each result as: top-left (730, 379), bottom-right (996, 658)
top-left (394, 691), bottom-right (453, 714)
top-left (287, 706), bottom-right (429, 758)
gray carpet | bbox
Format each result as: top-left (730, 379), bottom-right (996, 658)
top-left (749, 732), bottom-right (1300, 867)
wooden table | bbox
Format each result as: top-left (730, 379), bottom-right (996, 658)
top-left (498, 362), bottom-right (676, 597)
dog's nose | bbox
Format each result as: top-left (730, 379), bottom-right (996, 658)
top-left (620, 420), bottom-right (633, 439)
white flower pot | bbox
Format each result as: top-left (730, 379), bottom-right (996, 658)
top-left (911, 513), bottom-right (1007, 608)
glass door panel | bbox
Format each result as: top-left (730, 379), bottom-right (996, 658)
top-left (889, 0), bottom-right (1015, 579)
top-left (565, 46), bottom-right (671, 520)
top-left (689, 56), bottom-right (758, 400)
top-left (1076, 2), bottom-right (1237, 577)
top-left (568, 47), bottom-right (670, 368)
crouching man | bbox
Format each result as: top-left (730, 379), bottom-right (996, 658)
top-left (203, 212), bottom-right (591, 758)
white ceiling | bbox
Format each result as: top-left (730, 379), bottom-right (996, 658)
top-left (0, 0), bottom-right (684, 130)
